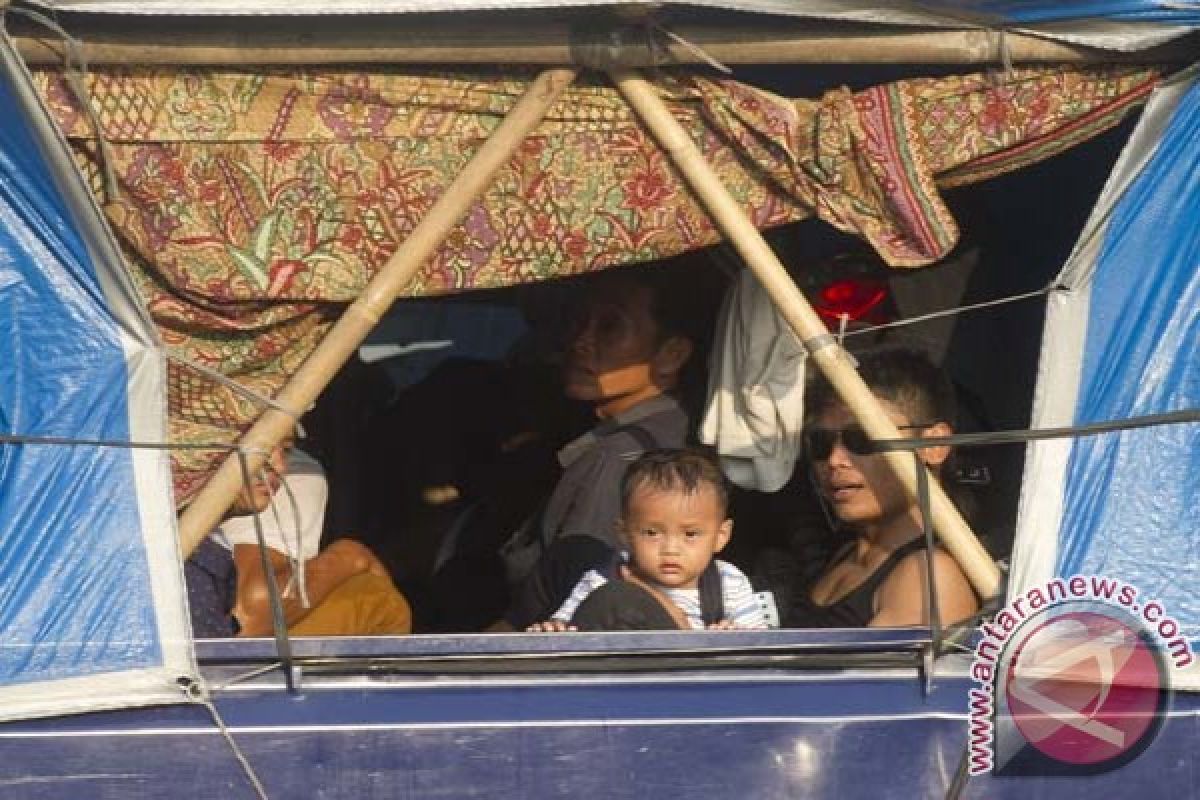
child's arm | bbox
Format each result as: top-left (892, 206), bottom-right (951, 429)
top-left (526, 569), bottom-right (607, 632)
top-left (716, 561), bottom-right (771, 629)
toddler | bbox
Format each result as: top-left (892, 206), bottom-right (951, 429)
top-left (528, 448), bottom-right (767, 631)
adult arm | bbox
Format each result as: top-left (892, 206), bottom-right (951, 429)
top-left (232, 538), bottom-right (387, 637)
top-left (869, 549), bottom-right (979, 628)
top-left (526, 570), bottom-right (608, 632)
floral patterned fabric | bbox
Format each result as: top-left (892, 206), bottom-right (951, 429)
top-left (30, 65), bottom-right (1157, 503)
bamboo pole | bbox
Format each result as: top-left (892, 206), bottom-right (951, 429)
top-left (176, 67), bottom-right (578, 558)
top-left (612, 68), bottom-right (1001, 600)
top-left (12, 24), bottom-right (1195, 66)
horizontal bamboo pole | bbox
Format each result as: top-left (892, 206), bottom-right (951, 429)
top-left (613, 68), bottom-right (1001, 600)
top-left (176, 66), bottom-right (578, 558)
top-left (13, 23), bottom-right (1194, 66)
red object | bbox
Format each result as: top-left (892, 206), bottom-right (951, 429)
top-left (813, 278), bottom-right (890, 324)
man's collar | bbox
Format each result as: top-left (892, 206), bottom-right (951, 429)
top-left (557, 393), bottom-right (680, 468)
top-left (605, 392), bottom-right (679, 428)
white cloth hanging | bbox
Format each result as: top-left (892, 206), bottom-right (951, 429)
top-left (700, 269), bottom-right (808, 492)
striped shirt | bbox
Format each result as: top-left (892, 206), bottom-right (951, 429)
top-left (553, 559), bottom-right (768, 630)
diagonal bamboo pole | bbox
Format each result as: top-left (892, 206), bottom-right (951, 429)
top-left (612, 69), bottom-right (1000, 600)
top-left (177, 67), bottom-right (578, 559)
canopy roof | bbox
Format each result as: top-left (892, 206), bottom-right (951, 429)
top-left (10, 0), bottom-right (1200, 55)
top-left (19, 0), bottom-right (1200, 26)
top-left (24, 60), bottom-right (1158, 500)
top-left (1, 2), bottom-right (1196, 725)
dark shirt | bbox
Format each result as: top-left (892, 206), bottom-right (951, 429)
top-left (541, 393), bottom-right (688, 549)
top-left (787, 537), bottom-right (927, 628)
top-left (184, 535), bottom-right (239, 638)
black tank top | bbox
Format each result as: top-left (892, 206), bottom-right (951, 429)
top-left (788, 537), bottom-right (928, 628)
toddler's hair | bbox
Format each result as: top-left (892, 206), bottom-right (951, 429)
top-left (620, 448), bottom-right (729, 516)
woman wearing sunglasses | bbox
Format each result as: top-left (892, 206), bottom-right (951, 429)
top-left (788, 347), bottom-right (980, 628)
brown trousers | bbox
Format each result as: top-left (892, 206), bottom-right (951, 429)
top-left (289, 573), bottom-right (412, 636)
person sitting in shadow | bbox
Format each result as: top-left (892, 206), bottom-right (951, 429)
top-left (214, 436), bottom-right (412, 637)
top-left (788, 347), bottom-right (981, 628)
top-left (468, 272), bottom-right (698, 631)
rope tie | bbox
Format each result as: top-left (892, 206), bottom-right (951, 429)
top-left (652, 23), bottom-right (732, 74)
top-left (166, 351), bottom-right (306, 426)
top-left (844, 284), bottom-right (1057, 339)
top-left (10, 7), bottom-right (120, 203)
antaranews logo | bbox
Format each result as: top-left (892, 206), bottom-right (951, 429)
top-left (967, 575), bottom-right (1193, 776)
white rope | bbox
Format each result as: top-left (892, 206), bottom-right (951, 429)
top-left (844, 284), bottom-right (1057, 339)
top-left (211, 662), bottom-right (285, 692)
top-left (653, 24), bottom-right (733, 74)
top-left (165, 350), bottom-right (305, 425)
top-left (235, 451), bottom-right (298, 692)
top-left (261, 459), bottom-right (311, 609)
top-left (9, 6), bottom-right (120, 201)
top-left (201, 697), bottom-right (272, 800)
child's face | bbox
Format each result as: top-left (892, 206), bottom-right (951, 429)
top-left (620, 482), bottom-right (732, 590)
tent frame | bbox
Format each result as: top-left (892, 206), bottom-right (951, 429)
top-left (177, 67), bottom-right (579, 555)
top-left (27, 0), bottom-right (1181, 601)
top-left (11, 18), bottom-right (1199, 67)
top-left (170, 55), bottom-right (1001, 598)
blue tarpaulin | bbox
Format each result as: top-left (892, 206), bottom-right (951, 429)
top-left (0, 2), bottom-right (1196, 725)
top-left (920, 1), bottom-right (1200, 24)
top-left (1013, 63), bottom-right (1200, 675)
top-left (0, 38), bottom-right (193, 720)
top-left (1061, 68), bottom-right (1200, 632)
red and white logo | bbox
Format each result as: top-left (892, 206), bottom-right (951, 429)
top-left (967, 577), bottom-right (1190, 777)
top-left (1003, 608), bottom-right (1166, 767)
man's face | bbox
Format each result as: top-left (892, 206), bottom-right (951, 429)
top-left (562, 284), bottom-right (663, 408)
top-left (229, 441), bottom-right (289, 516)
top-left (620, 482), bottom-right (732, 590)
top-left (808, 399), bottom-right (945, 529)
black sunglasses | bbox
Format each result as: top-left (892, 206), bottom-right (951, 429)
top-left (804, 422), bottom-right (937, 460)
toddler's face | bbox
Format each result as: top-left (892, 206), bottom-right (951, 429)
top-left (620, 482), bottom-right (732, 590)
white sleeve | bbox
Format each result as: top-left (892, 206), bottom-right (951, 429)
top-left (551, 570), bottom-right (609, 623)
top-left (717, 561), bottom-right (769, 629)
